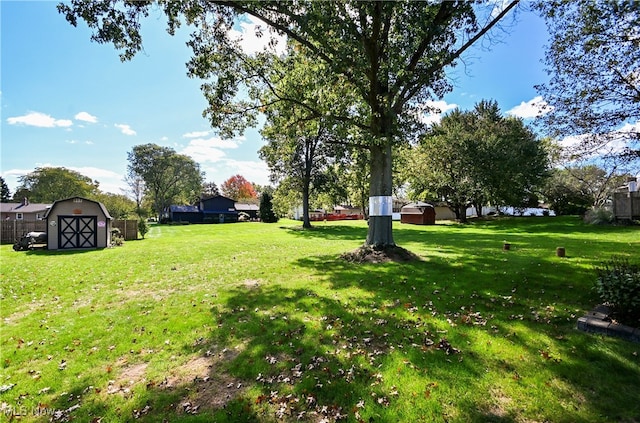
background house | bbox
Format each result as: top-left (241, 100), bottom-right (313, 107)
top-left (166, 195), bottom-right (240, 223)
top-left (235, 203), bottom-right (259, 220)
top-left (200, 195), bottom-right (238, 223)
top-left (167, 205), bottom-right (202, 223)
top-left (0, 198), bottom-right (50, 221)
top-left (333, 205), bottom-right (362, 216)
top-left (45, 196), bottom-right (112, 250)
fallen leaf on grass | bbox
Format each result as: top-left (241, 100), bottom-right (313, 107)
top-left (0, 384), bottom-right (15, 393)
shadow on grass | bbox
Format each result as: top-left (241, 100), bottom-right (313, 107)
top-left (40, 218), bottom-right (640, 422)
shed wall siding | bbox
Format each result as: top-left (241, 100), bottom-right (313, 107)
top-left (47, 200), bottom-right (111, 249)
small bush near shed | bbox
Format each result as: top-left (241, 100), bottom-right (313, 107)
top-left (138, 219), bottom-right (149, 239)
top-left (110, 227), bottom-right (124, 247)
top-left (594, 257), bottom-right (640, 326)
top-left (584, 207), bottom-right (614, 225)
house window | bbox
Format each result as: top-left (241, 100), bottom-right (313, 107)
top-left (16, 213), bottom-right (23, 220)
top-left (36, 213), bottom-right (42, 220)
top-left (73, 198), bottom-right (83, 203)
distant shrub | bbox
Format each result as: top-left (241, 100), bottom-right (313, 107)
top-left (138, 219), bottom-right (149, 239)
top-left (110, 227), bottom-right (124, 247)
top-left (594, 257), bottom-right (640, 326)
top-left (584, 207), bottom-right (614, 225)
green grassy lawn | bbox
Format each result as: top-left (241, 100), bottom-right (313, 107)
top-left (1, 217), bottom-right (639, 422)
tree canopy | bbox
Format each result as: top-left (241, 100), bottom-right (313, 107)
top-left (403, 100), bottom-right (548, 222)
top-left (0, 177), bottom-right (11, 202)
top-left (127, 143), bottom-right (204, 219)
top-left (221, 174), bottom-right (257, 201)
top-left (202, 181), bottom-right (220, 198)
top-left (13, 167), bottom-right (99, 203)
top-left (535, 0), bottom-right (640, 165)
top-left (59, 0), bottom-right (520, 249)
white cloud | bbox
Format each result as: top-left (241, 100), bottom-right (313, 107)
top-left (115, 123), bottom-right (136, 136)
top-left (222, 159), bottom-right (270, 186)
top-left (506, 96), bottom-right (552, 119)
top-left (202, 159), bottom-right (270, 186)
top-left (6, 111), bottom-right (73, 128)
top-left (74, 111), bottom-right (98, 123)
top-left (181, 136), bottom-right (243, 163)
top-left (69, 166), bottom-right (125, 194)
top-left (418, 100), bottom-right (458, 126)
top-left (160, 136), bottom-right (169, 141)
top-left (229, 15), bottom-right (287, 56)
top-left (183, 130), bottom-right (210, 138)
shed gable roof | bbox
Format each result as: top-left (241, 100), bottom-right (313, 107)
top-left (44, 196), bottom-right (112, 220)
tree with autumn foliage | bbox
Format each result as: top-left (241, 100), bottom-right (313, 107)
top-left (221, 175), bottom-right (257, 202)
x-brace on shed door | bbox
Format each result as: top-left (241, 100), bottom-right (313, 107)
top-left (59, 216), bottom-right (97, 249)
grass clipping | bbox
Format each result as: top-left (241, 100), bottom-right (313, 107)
top-left (341, 244), bottom-right (421, 263)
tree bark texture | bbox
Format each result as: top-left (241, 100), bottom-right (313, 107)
top-left (366, 143), bottom-right (394, 247)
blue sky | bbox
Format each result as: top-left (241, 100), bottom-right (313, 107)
top-left (1, 1), bottom-right (549, 196)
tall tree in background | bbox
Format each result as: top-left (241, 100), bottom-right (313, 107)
top-left (202, 181), bottom-right (220, 197)
top-left (259, 49), bottom-right (349, 229)
top-left (259, 191), bottom-right (278, 223)
top-left (93, 192), bottom-right (136, 220)
top-left (124, 173), bottom-right (146, 217)
top-left (261, 119), bottom-right (342, 229)
top-left (127, 144), bottom-right (203, 220)
top-left (13, 167), bottom-right (99, 203)
top-left (535, 0), bottom-right (640, 165)
top-left (59, 0), bottom-right (520, 251)
top-left (0, 177), bottom-right (11, 202)
top-left (404, 101), bottom-right (548, 222)
top-left (221, 175), bottom-right (257, 202)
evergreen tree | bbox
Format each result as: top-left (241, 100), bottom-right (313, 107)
top-left (0, 177), bottom-right (11, 202)
top-left (259, 192), bottom-right (279, 223)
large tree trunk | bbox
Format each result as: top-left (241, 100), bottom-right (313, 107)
top-left (458, 204), bottom-right (468, 223)
top-left (302, 177), bottom-right (312, 229)
top-left (366, 142), bottom-right (395, 247)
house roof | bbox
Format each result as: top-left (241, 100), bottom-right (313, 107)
top-left (200, 194), bottom-right (236, 203)
top-left (0, 202), bottom-right (51, 213)
top-left (170, 205), bottom-right (200, 213)
top-left (44, 196), bottom-right (112, 219)
top-left (235, 203), bottom-right (259, 211)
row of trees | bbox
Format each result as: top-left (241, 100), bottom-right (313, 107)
top-left (401, 100), bottom-right (548, 223)
top-left (49, 0), bottom-right (638, 247)
top-left (59, 0), bottom-right (523, 249)
top-left (2, 96), bottom-right (630, 224)
top-left (58, 0), bottom-right (639, 249)
top-left (0, 152), bottom-right (267, 221)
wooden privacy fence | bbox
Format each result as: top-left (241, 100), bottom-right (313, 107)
top-left (1, 219), bottom-right (139, 245)
top-left (111, 220), bottom-right (139, 241)
top-left (613, 191), bottom-right (640, 220)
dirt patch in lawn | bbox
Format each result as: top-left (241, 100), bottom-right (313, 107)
top-left (106, 347), bottom-right (245, 414)
top-left (340, 245), bottom-right (422, 263)
top-left (171, 349), bottom-right (246, 414)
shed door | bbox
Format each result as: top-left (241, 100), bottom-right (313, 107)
top-left (59, 216), bottom-right (97, 249)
